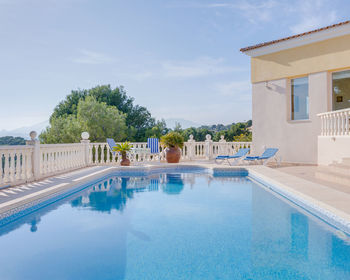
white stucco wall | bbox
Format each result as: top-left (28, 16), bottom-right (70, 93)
top-left (318, 136), bottom-right (350, 165)
top-left (252, 72), bottom-right (329, 164)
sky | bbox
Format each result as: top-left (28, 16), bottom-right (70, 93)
top-left (0, 0), bottom-right (349, 130)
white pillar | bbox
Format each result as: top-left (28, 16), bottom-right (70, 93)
top-left (187, 134), bottom-right (196, 160)
top-left (26, 131), bottom-right (40, 180)
top-left (80, 132), bottom-right (90, 166)
top-left (205, 134), bottom-right (213, 160)
top-left (218, 135), bottom-right (226, 156)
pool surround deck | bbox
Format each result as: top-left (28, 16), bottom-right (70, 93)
top-left (1, 162), bottom-right (350, 235)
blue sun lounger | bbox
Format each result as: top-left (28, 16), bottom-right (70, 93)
top-left (215, 148), bottom-right (250, 166)
top-left (107, 138), bottom-right (117, 156)
top-left (244, 148), bottom-right (279, 165)
top-left (147, 138), bottom-right (161, 160)
top-left (147, 138), bottom-right (159, 154)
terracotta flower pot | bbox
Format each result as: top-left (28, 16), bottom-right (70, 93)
top-left (120, 153), bottom-right (130, 166)
top-left (165, 147), bottom-right (181, 163)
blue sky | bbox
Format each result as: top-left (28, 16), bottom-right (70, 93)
top-left (0, 0), bottom-right (348, 130)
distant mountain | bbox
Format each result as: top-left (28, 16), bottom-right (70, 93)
top-left (164, 118), bottom-right (201, 129)
top-left (0, 120), bottom-right (49, 139)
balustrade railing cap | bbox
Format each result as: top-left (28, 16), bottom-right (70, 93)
top-left (317, 107), bottom-right (350, 116)
top-left (30, 131), bottom-right (37, 140)
top-left (81, 132), bottom-right (90, 140)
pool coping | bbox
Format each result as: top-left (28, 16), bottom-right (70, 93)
top-left (1, 163), bottom-right (350, 235)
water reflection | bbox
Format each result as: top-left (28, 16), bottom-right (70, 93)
top-left (249, 184), bottom-right (350, 278)
top-left (0, 173), bottom-right (257, 237)
top-left (162, 174), bottom-right (184, 195)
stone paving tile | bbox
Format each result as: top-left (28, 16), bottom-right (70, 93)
top-left (0, 166), bottom-right (107, 205)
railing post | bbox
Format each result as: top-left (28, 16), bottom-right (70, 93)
top-left (26, 131), bottom-right (40, 180)
top-left (218, 135), bottom-right (226, 156)
top-left (187, 134), bottom-right (196, 160)
top-left (205, 134), bottom-right (213, 160)
top-left (80, 132), bottom-right (90, 166)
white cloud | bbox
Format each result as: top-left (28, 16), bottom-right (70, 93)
top-left (216, 80), bottom-right (251, 100)
top-left (199, 0), bottom-right (279, 23)
top-left (73, 49), bottom-right (114, 65)
top-left (161, 57), bottom-right (239, 78)
top-left (126, 57), bottom-right (246, 81)
top-left (195, 0), bottom-right (339, 30)
top-left (289, 1), bottom-right (339, 34)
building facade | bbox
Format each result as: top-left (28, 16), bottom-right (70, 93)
top-left (241, 21), bottom-right (350, 165)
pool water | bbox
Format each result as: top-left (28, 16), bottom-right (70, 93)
top-left (1, 171), bottom-right (350, 279)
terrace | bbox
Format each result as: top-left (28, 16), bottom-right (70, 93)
top-left (0, 132), bottom-right (252, 188)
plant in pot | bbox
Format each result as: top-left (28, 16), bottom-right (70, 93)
top-left (160, 132), bottom-right (184, 163)
top-left (113, 142), bottom-right (133, 166)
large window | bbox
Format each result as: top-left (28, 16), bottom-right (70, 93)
top-left (291, 77), bottom-right (309, 120)
top-left (332, 70), bottom-right (350, 111)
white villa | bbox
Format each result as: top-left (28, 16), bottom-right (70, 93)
top-left (241, 20), bottom-right (350, 165)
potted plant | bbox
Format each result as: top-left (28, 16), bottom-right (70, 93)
top-left (160, 132), bottom-right (184, 163)
top-left (113, 142), bottom-right (133, 166)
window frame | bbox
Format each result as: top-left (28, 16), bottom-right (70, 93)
top-left (331, 68), bottom-right (350, 111)
top-left (290, 76), bottom-right (310, 121)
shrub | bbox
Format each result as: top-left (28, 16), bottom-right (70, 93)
top-left (160, 132), bottom-right (184, 149)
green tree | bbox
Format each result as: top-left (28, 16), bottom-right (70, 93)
top-left (145, 119), bottom-right (169, 139)
top-left (78, 96), bottom-right (127, 142)
top-left (40, 115), bottom-right (81, 143)
top-left (40, 96), bottom-right (127, 143)
top-left (0, 136), bottom-right (26, 145)
top-left (51, 85), bottom-right (155, 141)
top-left (181, 127), bottom-right (197, 141)
top-left (173, 122), bottom-right (182, 133)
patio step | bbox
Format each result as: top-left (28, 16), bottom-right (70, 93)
top-left (341, 158), bottom-right (350, 167)
top-left (327, 163), bottom-right (350, 176)
top-left (315, 164), bottom-right (350, 187)
top-left (315, 171), bottom-right (350, 187)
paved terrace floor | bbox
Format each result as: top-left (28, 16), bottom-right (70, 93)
top-left (1, 161), bottom-right (350, 231)
top-left (273, 165), bottom-right (350, 194)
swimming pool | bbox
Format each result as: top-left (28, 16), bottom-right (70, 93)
top-left (0, 169), bottom-right (350, 279)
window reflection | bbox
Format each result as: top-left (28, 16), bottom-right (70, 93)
top-left (332, 70), bottom-right (350, 110)
top-left (291, 77), bottom-right (309, 120)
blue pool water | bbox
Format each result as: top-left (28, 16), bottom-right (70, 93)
top-left (1, 171), bottom-right (350, 279)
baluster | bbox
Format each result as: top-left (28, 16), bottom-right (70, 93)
top-left (64, 149), bottom-right (68, 170)
top-left (57, 149), bottom-right (61, 171)
top-left (9, 150), bottom-right (15, 183)
top-left (0, 152), bottom-right (3, 185)
top-left (69, 149), bottom-right (73, 169)
top-left (105, 145), bottom-right (110, 164)
top-left (337, 113), bottom-right (340, 136)
top-left (48, 150), bottom-right (52, 173)
top-left (27, 149), bottom-right (33, 179)
top-left (346, 111), bottom-right (350, 135)
top-left (15, 151), bottom-right (21, 181)
top-left (326, 115), bottom-right (329, 136)
top-left (3, 151), bottom-right (9, 183)
top-left (94, 144), bottom-right (99, 164)
top-left (89, 145), bottom-right (93, 164)
top-left (20, 151), bottom-right (26, 180)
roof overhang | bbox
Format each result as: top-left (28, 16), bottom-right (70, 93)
top-left (241, 21), bottom-right (350, 57)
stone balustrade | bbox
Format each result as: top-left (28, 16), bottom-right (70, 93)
top-left (318, 108), bottom-right (350, 136)
top-left (0, 131), bottom-right (251, 187)
top-left (0, 145), bottom-right (34, 187)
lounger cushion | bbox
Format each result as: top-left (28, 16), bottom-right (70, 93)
top-left (216, 156), bottom-right (230, 159)
top-left (244, 156), bottom-right (259, 160)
